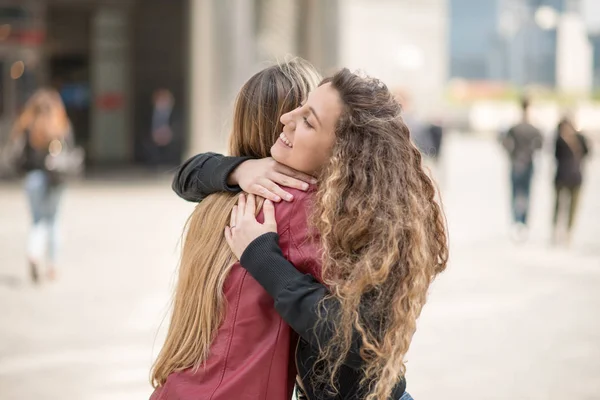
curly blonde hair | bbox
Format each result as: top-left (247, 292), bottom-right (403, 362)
top-left (313, 69), bottom-right (448, 399)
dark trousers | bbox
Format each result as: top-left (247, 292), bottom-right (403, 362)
top-left (553, 184), bottom-right (581, 232)
top-left (510, 163), bottom-right (533, 225)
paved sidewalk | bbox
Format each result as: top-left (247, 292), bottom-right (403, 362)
top-left (0, 135), bottom-right (599, 400)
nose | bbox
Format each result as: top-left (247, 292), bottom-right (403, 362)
top-left (280, 110), bottom-right (292, 125)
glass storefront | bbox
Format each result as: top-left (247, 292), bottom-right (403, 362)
top-left (0, 3), bottom-right (44, 144)
top-left (0, 0), bottom-right (186, 167)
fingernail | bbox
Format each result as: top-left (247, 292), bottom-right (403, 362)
top-left (274, 196), bottom-right (281, 202)
top-left (285, 194), bottom-right (293, 201)
top-left (310, 178), bottom-right (318, 184)
top-left (302, 183), bottom-right (309, 190)
top-left (265, 199), bottom-right (272, 205)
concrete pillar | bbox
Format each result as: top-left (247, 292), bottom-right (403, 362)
top-left (255, 0), bottom-right (298, 60)
top-left (556, 13), bottom-right (593, 94)
top-left (90, 7), bottom-right (131, 163)
top-left (339, 0), bottom-right (446, 117)
top-left (187, 0), bottom-right (256, 157)
top-left (298, 0), bottom-right (340, 75)
top-left (188, 0), bottom-right (216, 157)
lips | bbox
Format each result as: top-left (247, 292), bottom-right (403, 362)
top-left (279, 132), bottom-right (293, 148)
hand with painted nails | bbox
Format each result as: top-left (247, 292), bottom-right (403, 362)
top-left (225, 193), bottom-right (277, 260)
top-left (228, 158), bottom-right (316, 203)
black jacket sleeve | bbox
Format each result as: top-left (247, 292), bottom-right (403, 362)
top-left (172, 152), bottom-right (251, 202)
top-left (240, 232), bottom-right (365, 370)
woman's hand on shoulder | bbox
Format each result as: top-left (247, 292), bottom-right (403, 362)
top-left (225, 193), bottom-right (278, 260)
top-left (229, 158), bottom-right (316, 203)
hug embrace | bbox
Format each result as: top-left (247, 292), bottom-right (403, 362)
top-left (151, 58), bottom-right (448, 400)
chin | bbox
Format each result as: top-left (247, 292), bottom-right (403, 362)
top-left (270, 144), bottom-right (285, 163)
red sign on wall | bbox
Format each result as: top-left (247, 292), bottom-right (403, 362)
top-left (96, 92), bottom-right (124, 111)
top-left (13, 29), bottom-right (45, 45)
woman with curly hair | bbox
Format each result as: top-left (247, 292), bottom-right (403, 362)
top-left (173, 69), bottom-right (448, 399)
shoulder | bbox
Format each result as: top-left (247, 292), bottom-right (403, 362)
top-left (530, 124), bottom-right (542, 134)
top-left (520, 123), bottom-right (539, 135)
top-left (510, 122), bottom-right (527, 131)
top-left (272, 186), bottom-right (316, 225)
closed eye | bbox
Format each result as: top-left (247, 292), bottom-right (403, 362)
top-left (303, 117), bottom-right (314, 129)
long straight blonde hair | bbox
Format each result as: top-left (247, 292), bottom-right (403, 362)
top-left (151, 59), bottom-right (321, 387)
top-left (11, 88), bottom-right (70, 149)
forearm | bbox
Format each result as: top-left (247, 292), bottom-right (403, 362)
top-left (240, 232), bottom-right (364, 369)
top-left (172, 152), bottom-right (250, 202)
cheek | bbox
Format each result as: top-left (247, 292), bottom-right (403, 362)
top-left (313, 140), bottom-right (334, 168)
top-left (296, 134), bottom-right (334, 170)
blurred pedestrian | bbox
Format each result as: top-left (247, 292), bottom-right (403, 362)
top-left (395, 91), bottom-right (434, 157)
top-left (395, 90), bottom-right (444, 187)
top-left (7, 89), bottom-right (78, 283)
top-left (429, 120), bottom-right (444, 165)
top-left (502, 98), bottom-right (543, 240)
top-left (148, 89), bottom-right (176, 168)
top-left (552, 117), bottom-right (590, 245)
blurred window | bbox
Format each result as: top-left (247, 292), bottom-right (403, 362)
top-left (0, 6), bottom-right (29, 26)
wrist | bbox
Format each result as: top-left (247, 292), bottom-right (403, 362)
top-left (227, 167), bottom-right (239, 186)
top-left (227, 159), bottom-right (250, 186)
top-left (219, 156), bottom-right (252, 192)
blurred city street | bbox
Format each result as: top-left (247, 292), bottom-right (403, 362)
top-left (1, 133), bottom-right (599, 400)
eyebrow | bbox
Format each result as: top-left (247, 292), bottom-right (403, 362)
top-left (308, 106), bottom-right (322, 126)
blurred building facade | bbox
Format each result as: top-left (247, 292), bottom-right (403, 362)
top-left (0, 0), bottom-right (339, 166)
top-left (339, 0), bottom-right (448, 119)
top-left (450, 0), bottom-right (593, 90)
top-left (556, 10), bottom-right (593, 92)
top-left (589, 32), bottom-right (600, 88)
top-left (450, 0), bottom-right (499, 81)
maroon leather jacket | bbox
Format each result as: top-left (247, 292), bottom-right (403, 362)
top-left (151, 187), bottom-right (320, 400)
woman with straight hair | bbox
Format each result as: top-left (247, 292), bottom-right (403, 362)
top-left (172, 69), bottom-right (448, 399)
top-left (150, 59), bottom-right (324, 400)
top-left (9, 88), bottom-right (73, 282)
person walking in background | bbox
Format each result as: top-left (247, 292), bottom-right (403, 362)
top-left (8, 89), bottom-right (75, 283)
top-left (502, 98), bottom-right (543, 241)
top-left (429, 119), bottom-right (444, 166)
top-left (553, 117), bottom-right (590, 246)
top-left (394, 90), bottom-right (445, 188)
top-left (148, 89), bottom-right (177, 168)
top-left (394, 90), bottom-right (434, 158)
